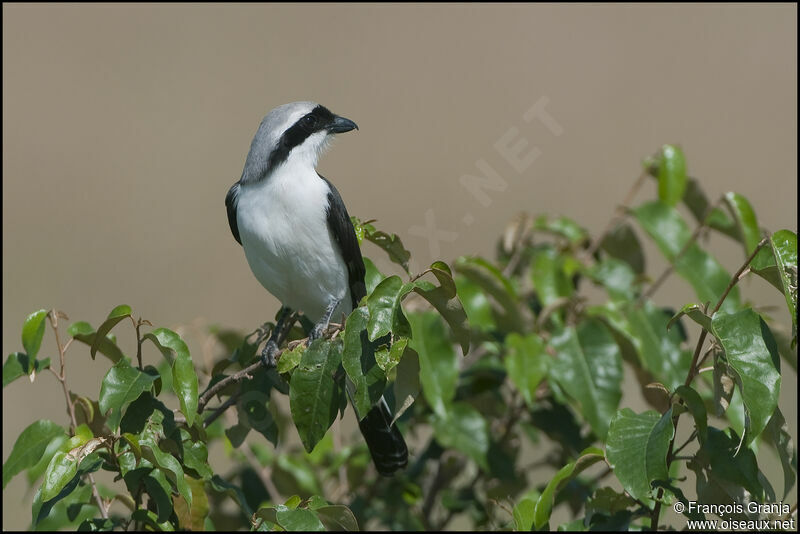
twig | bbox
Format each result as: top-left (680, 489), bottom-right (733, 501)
top-left (47, 310), bottom-right (109, 520)
top-left (584, 167), bottom-right (650, 260)
top-left (203, 393), bottom-right (241, 428)
top-left (197, 313), bottom-right (297, 414)
top-left (502, 217), bottom-right (535, 277)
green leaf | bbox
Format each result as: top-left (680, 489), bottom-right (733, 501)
top-left (411, 263), bottom-right (470, 353)
top-left (455, 276), bottom-right (496, 332)
top-left (278, 343), bottom-right (305, 374)
top-left (3, 351), bottom-right (49, 387)
top-left (22, 309), bottom-right (49, 360)
top-left (513, 498), bottom-right (536, 531)
top-left (723, 192), bottom-right (762, 256)
top-left (275, 504), bottom-right (325, 531)
top-left (353, 216), bottom-right (411, 274)
top-left (289, 339), bottom-right (344, 452)
top-left (3, 420), bottom-right (66, 489)
top-left (342, 307), bottom-right (386, 417)
top-left (40, 452), bottom-right (78, 502)
top-left (431, 402), bottom-right (489, 471)
top-left (762, 408), bottom-right (797, 500)
top-left (605, 408), bottom-right (675, 507)
top-left (140, 437), bottom-right (192, 508)
top-left (375, 337), bottom-right (408, 374)
top-left (656, 144), bottom-right (687, 206)
top-left (531, 246), bottom-right (573, 309)
top-left (408, 312), bottom-right (458, 417)
top-left (770, 230), bottom-right (797, 334)
top-left (314, 505), bottom-right (360, 531)
top-left (600, 222), bottom-right (645, 274)
top-left (91, 305), bottom-right (131, 360)
top-left (145, 329), bottom-right (198, 426)
top-left (711, 309), bottom-right (781, 445)
top-left (587, 258), bottom-right (638, 301)
top-left (674, 385), bottom-right (708, 443)
top-left (504, 333), bottom-right (549, 408)
top-left (209, 474), bottom-right (253, 517)
top-left (549, 320), bottom-right (622, 440)
top-left (668, 303), bottom-right (712, 333)
top-left (533, 447), bottom-right (605, 528)
top-left (68, 322), bottom-right (125, 363)
top-left (680, 177), bottom-right (738, 239)
top-left (455, 256), bottom-right (524, 332)
top-left (174, 475), bottom-right (209, 530)
top-left (533, 214), bottom-right (589, 247)
top-left (362, 257), bottom-right (384, 296)
top-left (633, 201), bottom-right (740, 312)
top-left (366, 276), bottom-right (407, 341)
top-left (392, 347), bottom-right (420, 424)
top-left (98, 359), bottom-right (157, 430)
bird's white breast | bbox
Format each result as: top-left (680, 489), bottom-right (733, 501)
top-left (236, 163), bottom-right (351, 323)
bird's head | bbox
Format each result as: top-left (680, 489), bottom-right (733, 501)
top-left (241, 101), bottom-right (358, 183)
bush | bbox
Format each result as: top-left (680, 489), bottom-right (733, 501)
top-left (3, 145), bottom-right (796, 531)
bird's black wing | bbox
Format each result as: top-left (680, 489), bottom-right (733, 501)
top-left (225, 182), bottom-right (242, 245)
top-left (319, 174), bottom-right (366, 309)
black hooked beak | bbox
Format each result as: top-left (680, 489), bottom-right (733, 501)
top-left (329, 115), bottom-right (359, 134)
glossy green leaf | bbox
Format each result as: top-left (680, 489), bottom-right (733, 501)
top-left (504, 333), bottom-right (548, 408)
top-left (711, 309), bottom-right (780, 445)
top-left (68, 322), bottom-right (125, 363)
top-left (408, 312), bottom-right (457, 417)
top-left (90, 305), bottom-right (131, 360)
top-left (600, 222), bottom-right (645, 274)
top-left (209, 474), bottom-right (253, 517)
top-left (375, 337), bottom-right (408, 374)
top-left (762, 408), bottom-right (797, 500)
top-left (289, 339), bottom-right (344, 452)
top-left (366, 276), bottom-right (407, 341)
top-left (314, 505), bottom-right (360, 531)
top-left (40, 452), bottom-right (78, 502)
top-left (275, 504), bottom-right (325, 531)
top-left (668, 303), bottom-right (712, 333)
top-left (531, 246), bottom-right (573, 309)
top-left (341, 307), bottom-right (386, 417)
top-left (22, 309), bottom-right (48, 360)
top-left (674, 385), bottom-right (707, 443)
top-left (392, 347), bottom-right (420, 424)
top-left (549, 320), bottom-right (622, 440)
top-left (3, 420), bottom-right (66, 489)
top-left (587, 258), bottom-right (638, 301)
top-left (770, 230), bottom-right (797, 333)
top-left (362, 257), bottom-right (383, 296)
top-left (140, 437), bottom-right (192, 507)
top-left (605, 408), bottom-right (674, 507)
top-left (3, 351), bottom-right (50, 388)
top-left (723, 192), bottom-right (762, 256)
top-left (513, 498), bottom-right (536, 531)
top-left (353, 216), bottom-right (411, 274)
top-left (455, 256), bottom-right (523, 332)
top-left (455, 276), bottom-right (496, 332)
top-left (533, 214), bottom-right (589, 247)
top-left (145, 329), bottom-right (197, 426)
top-left (680, 178), bottom-right (738, 239)
top-left (33, 453), bottom-right (103, 526)
top-left (431, 401), bottom-right (489, 470)
top-left (411, 263), bottom-right (470, 353)
top-left (656, 144), bottom-right (687, 206)
top-left (533, 447), bottom-right (605, 528)
top-left (633, 201), bottom-right (739, 312)
top-left (98, 359), bottom-right (157, 430)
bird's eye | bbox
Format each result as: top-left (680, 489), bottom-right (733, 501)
top-left (302, 115), bottom-right (317, 128)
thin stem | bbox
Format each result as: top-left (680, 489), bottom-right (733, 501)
top-left (585, 167), bottom-right (650, 260)
top-left (47, 310), bottom-right (109, 520)
top-left (197, 313), bottom-right (298, 413)
top-left (135, 319), bottom-right (143, 371)
top-left (639, 198), bottom-right (723, 305)
top-left (202, 393), bottom-right (240, 428)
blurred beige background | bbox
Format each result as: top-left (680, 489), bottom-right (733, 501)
top-left (3, 4), bottom-right (796, 530)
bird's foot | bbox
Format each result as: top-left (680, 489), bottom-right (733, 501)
top-left (260, 339), bottom-right (280, 367)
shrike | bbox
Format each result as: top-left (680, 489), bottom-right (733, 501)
top-left (225, 101), bottom-right (408, 475)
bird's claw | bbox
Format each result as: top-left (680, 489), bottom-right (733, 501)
top-left (261, 339), bottom-right (279, 367)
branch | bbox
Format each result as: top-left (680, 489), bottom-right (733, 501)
top-left (47, 310), bottom-right (109, 520)
top-left (584, 166), bottom-right (650, 260)
top-left (197, 314), bottom-right (297, 414)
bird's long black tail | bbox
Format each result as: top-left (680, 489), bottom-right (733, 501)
top-left (358, 396), bottom-right (408, 476)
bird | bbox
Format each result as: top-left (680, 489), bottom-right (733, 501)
top-left (225, 101), bottom-right (408, 476)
